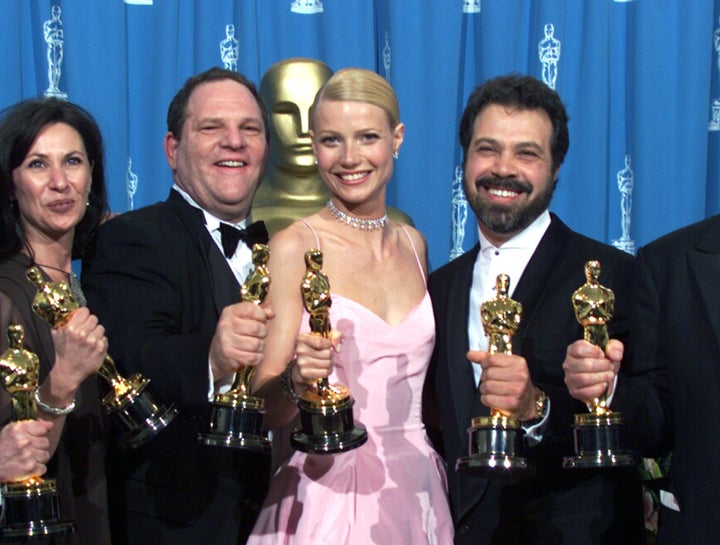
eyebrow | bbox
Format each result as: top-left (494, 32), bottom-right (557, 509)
top-left (25, 149), bottom-right (87, 159)
top-left (194, 115), bottom-right (263, 126)
top-left (514, 141), bottom-right (545, 152)
top-left (472, 136), bottom-right (545, 152)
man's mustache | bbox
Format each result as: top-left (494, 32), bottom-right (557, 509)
top-left (475, 176), bottom-right (533, 194)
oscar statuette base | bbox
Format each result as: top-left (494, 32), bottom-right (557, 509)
top-left (457, 415), bottom-right (533, 478)
top-left (198, 393), bottom-right (271, 452)
top-left (103, 373), bottom-right (178, 450)
top-left (562, 411), bottom-right (639, 469)
top-left (0, 479), bottom-right (74, 541)
top-left (291, 394), bottom-right (367, 454)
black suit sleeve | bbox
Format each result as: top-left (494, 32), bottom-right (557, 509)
top-left (82, 211), bottom-right (214, 409)
top-left (612, 246), bottom-right (673, 457)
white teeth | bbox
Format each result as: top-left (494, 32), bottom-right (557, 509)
top-left (488, 188), bottom-right (519, 198)
top-left (217, 160), bottom-right (246, 167)
top-left (340, 172), bottom-right (367, 181)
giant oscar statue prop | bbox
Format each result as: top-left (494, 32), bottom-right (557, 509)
top-left (26, 266), bottom-right (177, 450)
top-left (563, 260), bottom-right (638, 468)
top-left (0, 324), bottom-right (74, 540)
top-left (198, 243), bottom-right (271, 451)
top-left (290, 249), bottom-right (367, 454)
top-left (457, 273), bottom-right (532, 477)
top-left (252, 58), bottom-right (334, 235)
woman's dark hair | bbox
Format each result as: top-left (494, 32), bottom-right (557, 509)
top-left (0, 97), bottom-right (108, 260)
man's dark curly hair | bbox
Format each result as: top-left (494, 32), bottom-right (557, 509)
top-left (459, 74), bottom-right (569, 174)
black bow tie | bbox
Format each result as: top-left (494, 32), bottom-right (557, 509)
top-left (219, 221), bottom-right (269, 258)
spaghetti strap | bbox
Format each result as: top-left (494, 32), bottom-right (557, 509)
top-left (299, 221), bottom-right (422, 285)
top-left (399, 225), bottom-right (426, 287)
top-left (300, 219), bottom-right (321, 250)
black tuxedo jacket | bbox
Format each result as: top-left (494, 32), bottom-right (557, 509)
top-left (426, 214), bottom-right (644, 545)
top-left (83, 190), bottom-right (269, 545)
top-left (630, 214), bottom-right (720, 545)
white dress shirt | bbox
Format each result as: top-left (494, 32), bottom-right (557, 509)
top-left (467, 210), bottom-right (552, 441)
top-left (173, 185), bottom-right (254, 283)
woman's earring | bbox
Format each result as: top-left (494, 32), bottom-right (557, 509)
top-left (393, 151), bottom-right (399, 159)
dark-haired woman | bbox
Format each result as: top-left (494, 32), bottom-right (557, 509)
top-left (0, 98), bottom-right (111, 544)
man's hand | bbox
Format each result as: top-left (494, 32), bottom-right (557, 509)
top-left (210, 301), bottom-right (274, 381)
top-left (469, 350), bottom-right (536, 420)
top-left (563, 339), bottom-right (622, 404)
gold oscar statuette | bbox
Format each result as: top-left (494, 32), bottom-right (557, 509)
top-left (198, 243), bottom-right (272, 451)
top-left (289, 249), bottom-right (367, 454)
top-left (0, 324), bottom-right (74, 540)
top-left (563, 260), bottom-right (638, 468)
top-left (26, 266), bottom-right (177, 450)
top-left (457, 273), bottom-right (532, 477)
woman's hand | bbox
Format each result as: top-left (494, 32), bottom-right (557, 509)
top-left (44, 307), bottom-right (108, 405)
top-left (0, 420), bottom-right (53, 482)
top-left (290, 330), bottom-right (342, 391)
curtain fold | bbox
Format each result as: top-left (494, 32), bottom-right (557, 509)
top-left (1, 0), bottom-right (717, 269)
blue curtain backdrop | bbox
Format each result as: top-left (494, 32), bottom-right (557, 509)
top-left (1, 0), bottom-right (719, 270)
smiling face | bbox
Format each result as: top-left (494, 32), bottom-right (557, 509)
top-left (12, 122), bottom-right (92, 247)
top-left (164, 78), bottom-right (268, 223)
top-left (310, 99), bottom-right (403, 216)
top-left (463, 103), bottom-right (558, 246)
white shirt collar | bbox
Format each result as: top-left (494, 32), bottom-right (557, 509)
top-left (172, 184), bottom-right (250, 230)
top-left (477, 210), bottom-right (551, 253)
top-left (171, 184), bottom-right (254, 284)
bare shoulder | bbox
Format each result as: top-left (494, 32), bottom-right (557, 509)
top-left (266, 217), bottom-right (324, 285)
top-left (268, 218), bottom-right (318, 258)
top-left (395, 222), bottom-right (427, 256)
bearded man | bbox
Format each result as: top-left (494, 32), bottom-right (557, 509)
top-left (425, 74), bottom-right (644, 545)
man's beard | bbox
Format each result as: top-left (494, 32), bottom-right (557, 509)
top-left (465, 175), bottom-right (556, 235)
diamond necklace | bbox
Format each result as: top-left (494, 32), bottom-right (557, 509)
top-left (326, 200), bottom-right (388, 231)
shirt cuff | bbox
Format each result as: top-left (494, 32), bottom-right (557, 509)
top-left (522, 396), bottom-right (551, 445)
top-left (207, 357), bottom-right (235, 401)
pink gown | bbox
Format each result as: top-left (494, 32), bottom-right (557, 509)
top-left (248, 236), bottom-right (453, 544)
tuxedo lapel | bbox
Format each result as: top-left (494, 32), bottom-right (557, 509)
top-left (689, 221), bottom-right (720, 356)
top-left (166, 190), bottom-right (240, 314)
top-left (443, 247), bottom-right (487, 443)
top-left (512, 215), bottom-right (570, 344)
top-left (435, 245), bottom-right (491, 519)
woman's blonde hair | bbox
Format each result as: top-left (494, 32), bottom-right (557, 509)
top-left (310, 67), bottom-right (400, 130)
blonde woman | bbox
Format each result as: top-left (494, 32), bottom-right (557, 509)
top-left (250, 68), bottom-right (452, 544)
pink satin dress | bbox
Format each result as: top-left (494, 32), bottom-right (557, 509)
top-left (248, 229), bottom-right (453, 545)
